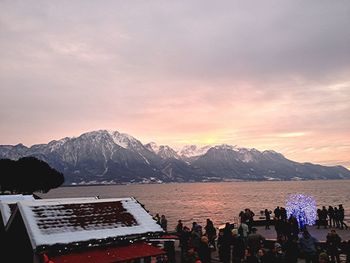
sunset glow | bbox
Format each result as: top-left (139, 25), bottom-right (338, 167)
top-left (0, 1), bottom-right (349, 169)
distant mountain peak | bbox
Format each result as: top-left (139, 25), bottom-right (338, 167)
top-left (145, 142), bottom-right (160, 154)
top-left (145, 142), bottom-right (179, 160)
top-left (178, 145), bottom-right (212, 158)
top-left (213, 144), bottom-right (239, 151)
top-left (262, 150), bottom-right (285, 158)
top-left (46, 137), bottom-right (71, 152)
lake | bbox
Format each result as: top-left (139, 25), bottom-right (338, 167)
top-left (40, 180), bottom-right (350, 230)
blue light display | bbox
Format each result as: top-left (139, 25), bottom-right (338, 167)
top-left (286, 194), bottom-right (317, 229)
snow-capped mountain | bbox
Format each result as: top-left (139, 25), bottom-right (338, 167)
top-left (1, 129), bottom-right (350, 184)
top-left (145, 142), bottom-right (180, 160)
top-left (178, 145), bottom-right (212, 158)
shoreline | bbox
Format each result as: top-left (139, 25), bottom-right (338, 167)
top-left (59, 178), bottom-right (350, 187)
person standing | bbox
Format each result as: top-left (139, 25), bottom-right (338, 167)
top-left (220, 223), bottom-right (233, 263)
top-left (326, 229), bottom-right (341, 263)
top-left (299, 229), bottom-right (318, 263)
top-left (232, 229), bottom-right (245, 263)
top-left (198, 236), bottom-right (211, 263)
top-left (317, 209), bottom-right (323, 229)
top-left (264, 209), bottom-right (271, 230)
top-left (154, 213), bottom-right (161, 225)
top-left (238, 220), bottom-right (249, 245)
top-left (160, 215), bottom-right (168, 232)
top-left (328, 206), bottom-right (335, 228)
top-left (334, 207), bottom-right (340, 229)
top-left (274, 206), bottom-right (281, 220)
top-left (179, 226), bottom-right (191, 263)
top-left (204, 218), bottom-right (217, 250)
top-left (338, 204), bottom-right (348, 230)
top-left (322, 206), bottom-right (329, 229)
top-left (285, 236), bottom-right (299, 263)
top-left (176, 220), bottom-right (184, 236)
top-left (246, 228), bottom-right (265, 257)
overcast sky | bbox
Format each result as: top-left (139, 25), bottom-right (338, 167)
top-left (1, 1), bottom-right (349, 168)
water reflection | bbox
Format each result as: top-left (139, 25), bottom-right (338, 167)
top-left (41, 180), bottom-right (350, 230)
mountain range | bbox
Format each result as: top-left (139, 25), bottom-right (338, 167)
top-left (1, 130), bottom-right (349, 185)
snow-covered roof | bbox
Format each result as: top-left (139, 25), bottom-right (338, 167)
top-left (0, 194), bottom-right (34, 202)
top-left (33, 197), bottom-right (99, 203)
top-left (17, 197), bottom-right (163, 249)
top-left (0, 194), bottom-right (35, 225)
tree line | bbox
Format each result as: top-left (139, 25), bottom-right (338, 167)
top-left (0, 157), bottom-right (64, 194)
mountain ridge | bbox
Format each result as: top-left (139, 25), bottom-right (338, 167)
top-left (1, 129), bottom-right (349, 185)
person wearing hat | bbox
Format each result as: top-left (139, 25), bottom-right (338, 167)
top-left (273, 242), bottom-right (286, 262)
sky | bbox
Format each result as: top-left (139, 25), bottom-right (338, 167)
top-left (0, 1), bottom-right (350, 168)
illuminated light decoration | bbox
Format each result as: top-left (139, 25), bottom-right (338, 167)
top-left (286, 194), bottom-right (317, 229)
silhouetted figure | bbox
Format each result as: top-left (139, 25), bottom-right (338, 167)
top-left (238, 220), bottom-right (249, 243)
top-left (239, 210), bottom-right (246, 224)
top-left (179, 226), bottom-right (191, 263)
top-left (288, 216), bottom-right (299, 240)
top-left (317, 209), bottom-right (322, 229)
top-left (176, 220), bottom-right (184, 236)
top-left (191, 224), bottom-right (202, 250)
top-left (280, 207), bottom-right (287, 221)
top-left (299, 229), bottom-right (318, 263)
top-left (285, 236), bottom-right (299, 263)
top-left (245, 208), bottom-right (255, 233)
top-left (338, 204), bottom-right (348, 230)
top-left (326, 229), bottom-right (341, 263)
top-left (264, 209), bottom-right (271, 229)
top-left (274, 206), bottom-right (281, 220)
top-left (192, 222), bottom-right (198, 232)
top-left (334, 207), bottom-right (340, 229)
top-left (328, 206), bottom-right (335, 228)
top-left (274, 216), bottom-right (283, 238)
top-left (204, 218), bottom-right (217, 250)
top-left (322, 206), bottom-right (329, 229)
top-left (232, 229), bottom-right (245, 263)
top-left (246, 227), bottom-right (265, 256)
top-left (198, 236), bottom-right (211, 263)
top-left (160, 214), bottom-right (168, 231)
top-left (219, 223), bottom-right (233, 263)
top-left (154, 213), bottom-right (161, 224)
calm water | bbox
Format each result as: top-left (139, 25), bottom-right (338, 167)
top-left (40, 180), bottom-right (350, 230)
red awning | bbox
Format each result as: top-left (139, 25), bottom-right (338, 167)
top-left (51, 243), bottom-right (165, 263)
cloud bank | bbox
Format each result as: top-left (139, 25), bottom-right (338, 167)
top-left (0, 1), bottom-right (349, 167)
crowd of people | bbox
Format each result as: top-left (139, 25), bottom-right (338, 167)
top-left (316, 205), bottom-right (348, 230)
top-left (153, 205), bottom-right (350, 263)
